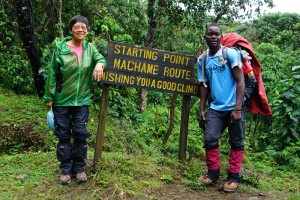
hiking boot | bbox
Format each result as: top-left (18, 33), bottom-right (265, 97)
top-left (76, 171), bottom-right (87, 183)
top-left (59, 175), bottom-right (71, 185)
top-left (198, 175), bottom-right (216, 184)
top-left (223, 181), bottom-right (239, 192)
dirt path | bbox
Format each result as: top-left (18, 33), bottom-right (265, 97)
top-left (143, 183), bottom-right (281, 200)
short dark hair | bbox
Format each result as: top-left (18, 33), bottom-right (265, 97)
top-left (69, 15), bottom-right (89, 31)
top-left (206, 23), bottom-right (222, 34)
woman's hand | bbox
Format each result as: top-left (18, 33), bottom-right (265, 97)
top-left (45, 101), bottom-right (52, 108)
top-left (93, 63), bottom-right (105, 81)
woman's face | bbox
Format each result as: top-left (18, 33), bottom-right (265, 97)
top-left (70, 22), bottom-right (88, 42)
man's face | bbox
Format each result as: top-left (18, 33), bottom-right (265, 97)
top-left (205, 26), bottom-right (222, 49)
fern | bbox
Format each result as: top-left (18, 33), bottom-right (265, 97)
top-left (271, 141), bottom-right (300, 171)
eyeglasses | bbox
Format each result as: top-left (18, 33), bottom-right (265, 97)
top-left (72, 24), bottom-right (88, 31)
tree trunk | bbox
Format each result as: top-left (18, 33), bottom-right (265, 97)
top-left (57, 0), bottom-right (64, 38)
top-left (145, 0), bottom-right (157, 48)
top-left (139, 89), bottom-right (147, 113)
top-left (212, 0), bottom-right (234, 23)
top-left (139, 0), bottom-right (158, 113)
top-left (15, 0), bottom-right (45, 98)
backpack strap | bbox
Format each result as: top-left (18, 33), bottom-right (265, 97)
top-left (222, 46), bottom-right (229, 68)
top-left (200, 51), bottom-right (208, 87)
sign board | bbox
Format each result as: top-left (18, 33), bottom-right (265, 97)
top-left (101, 41), bottom-right (200, 96)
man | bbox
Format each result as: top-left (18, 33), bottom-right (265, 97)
top-left (197, 23), bottom-right (245, 192)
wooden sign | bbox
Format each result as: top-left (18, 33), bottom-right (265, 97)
top-left (94, 42), bottom-right (197, 168)
top-left (101, 41), bottom-right (200, 96)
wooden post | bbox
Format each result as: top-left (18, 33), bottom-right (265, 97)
top-left (93, 84), bottom-right (110, 171)
top-left (178, 95), bottom-right (191, 161)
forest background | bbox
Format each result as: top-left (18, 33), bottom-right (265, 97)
top-left (0, 0), bottom-right (299, 199)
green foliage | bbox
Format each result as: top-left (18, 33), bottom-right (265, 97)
top-left (237, 13), bottom-right (300, 164)
top-left (160, 174), bottom-right (173, 183)
top-left (241, 174), bottom-right (260, 188)
top-left (0, 150), bottom-right (178, 199)
top-left (0, 88), bottom-right (56, 154)
top-left (107, 86), bottom-right (140, 121)
top-left (182, 159), bottom-right (205, 190)
top-left (92, 37), bottom-right (108, 56)
top-left (269, 141), bottom-right (300, 172)
top-left (137, 104), bottom-right (170, 141)
top-left (95, 118), bottom-right (159, 155)
top-left (0, 5), bottom-right (35, 94)
top-left (93, 0), bottom-right (147, 44)
top-left (0, 152), bottom-right (58, 198)
top-left (1, 149), bottom-right (299, 199)
top-left (187, 97), bottom-right (205, 158)
top-left (253, 13), bottom-right (300, 50)
top-left (255, 43), bottom-right (286, 84)
top-left (247, 151), bottom-right (300, 192)
top-left (153, 0), bottom-right (207, 54)
top-left (95, 152), bottom-right (178, 197)
top-left (268, 66), bottom-right (300, 150)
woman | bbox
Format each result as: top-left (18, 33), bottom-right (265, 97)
top-left (43, 15), bottom-right (107, 185)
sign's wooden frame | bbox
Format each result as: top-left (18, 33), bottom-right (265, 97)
top-left (93, 42), bottom-right (200, 169)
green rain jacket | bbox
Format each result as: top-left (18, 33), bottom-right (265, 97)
top-left (42, 36), bottom-right (107, 106)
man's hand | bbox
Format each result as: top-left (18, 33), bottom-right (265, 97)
top-left (93, 63), bottom-right (105, 81)
top-left (231, 110), bottom-right (242, 123)
top-left (199, 111), bottom-right (206, 130)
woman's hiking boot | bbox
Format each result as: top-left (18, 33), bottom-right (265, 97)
top-left (59, 174), bottom-right (71, 185)
top-left (76, 171), bottom-right (87, 183)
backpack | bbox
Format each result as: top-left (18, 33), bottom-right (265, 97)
top-left (200, 33), bottom-right (272, 116)
top-left (200, 46), bottom-right (257, 100)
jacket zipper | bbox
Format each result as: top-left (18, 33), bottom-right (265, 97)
top-left (75, 51), bottom-right (83, 106)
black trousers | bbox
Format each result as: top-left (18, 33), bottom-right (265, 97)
top-left (53, 106), bottom-right (89, 175)
top-left (204, 108), bottom-right (245, 150)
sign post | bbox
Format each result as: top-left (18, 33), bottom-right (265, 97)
top-left (93, 42), bottom-right (200, 167)
top-left (93, 84), bottom-right (110, 170)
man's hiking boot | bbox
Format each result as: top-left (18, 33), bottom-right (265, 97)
top-left (198, 175), bottom-right (217, 184)
top-left (59, 174), bottom-right (71, 185)
top-left (223, 181), bottom-right (239, 192)
top-left (76, 171), bottom-right (87, 183)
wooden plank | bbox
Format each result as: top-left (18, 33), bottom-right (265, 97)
top-left (102, 42), bottom-right (200, 96)
top-left (93, 84), bottom-right (110, 170)
top-left (178, 95), bottom-right (191, 161)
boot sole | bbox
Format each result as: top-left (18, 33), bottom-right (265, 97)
top-left (76, 177), bottom-right (87, 183)
top-left (223, 188), bottom-right (237, 192)
top-left (60, 180), bottom-right (71, 185)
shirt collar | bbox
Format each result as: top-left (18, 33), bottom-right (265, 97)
top-left (207, 45), bottom-right (223, 57)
